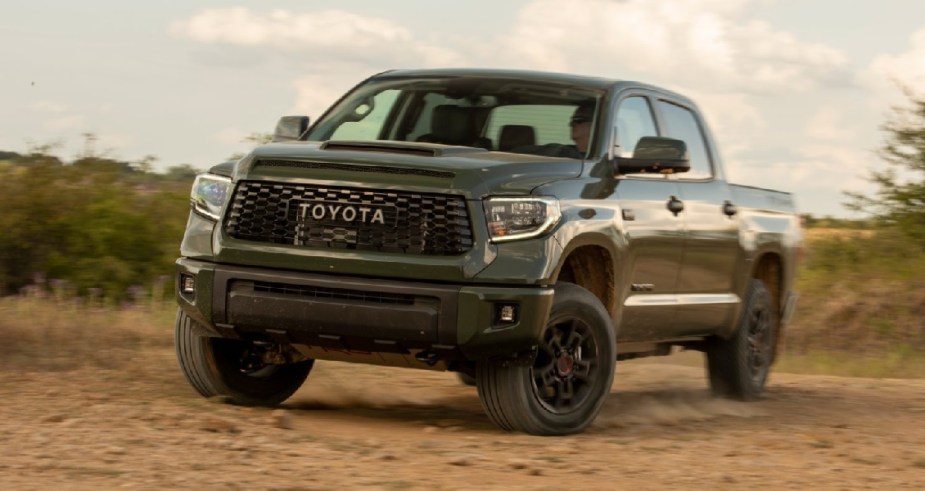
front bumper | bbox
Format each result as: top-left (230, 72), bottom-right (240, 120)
top-left (175, 258), bottom-right (554, 361)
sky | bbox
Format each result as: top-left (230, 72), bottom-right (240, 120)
top-left (3, 0), bottom-right (925, 218)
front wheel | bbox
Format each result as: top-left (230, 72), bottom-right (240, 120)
top-left (175, 310), bottom-right (313, 406)
top-left (476, 282), bottom-right (616, 435)
top-left (706, 279), bottom-right (777, 400)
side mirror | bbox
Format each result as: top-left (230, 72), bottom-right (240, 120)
top-left (614, 136), bottom-right (690, 175)
top-left (273, 116), bottom-right (310, 142)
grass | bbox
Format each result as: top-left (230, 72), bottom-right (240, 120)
top-left (779, 225), bottom-right (925, 377)
top-left (776, 346), bottom-right (925, 379)
top-left (2, 225), bottom-right (925, 379)
top-left (0, 293), bottom-right (175, 371)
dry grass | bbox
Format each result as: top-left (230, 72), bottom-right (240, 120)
top-left (0, 294), bottom-right (175, 371)
top-left (803, 228), bottom-right (876, 241)
top-left (2, 251), bottom-right (925, 379)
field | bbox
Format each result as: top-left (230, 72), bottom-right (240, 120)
top-left (2, 263), bottom-right (925, 490)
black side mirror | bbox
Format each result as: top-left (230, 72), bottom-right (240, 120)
top-left (273, 116), bottom-right (310, 142)
top-left (614, 136), bottom-right (690, 175)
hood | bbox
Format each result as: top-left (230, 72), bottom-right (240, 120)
top-left (233, 140), bottom-right (582, 199)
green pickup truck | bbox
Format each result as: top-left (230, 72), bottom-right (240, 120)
top-left (174, 69), bottom-right (801, 435)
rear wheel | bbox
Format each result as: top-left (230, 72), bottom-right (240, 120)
top-left (706, 279), bottom-right (776, 400)
top-left (476, 282), bottom-right (616, 435)
top-left (175, 309), bottom-right (313, 406)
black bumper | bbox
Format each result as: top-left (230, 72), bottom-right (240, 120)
top-left (175, 258), bottom-right (554, 361)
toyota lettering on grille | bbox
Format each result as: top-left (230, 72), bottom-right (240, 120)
top-left (297, 201), bottom-right (396, 227)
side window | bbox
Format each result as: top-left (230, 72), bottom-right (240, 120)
top-left (329, 89), bottom-right (400, 140)
top-left (655, 101), bottom-right (713, 179)
top-left (615, 96), bottom-right (658, 158)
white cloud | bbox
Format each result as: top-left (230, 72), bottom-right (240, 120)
top-left (290, 74), bottom-right (358, 118)
top-left (171, 8), bottom-right (412, 57)
top-left (804, 107), bottom-right (857, 142)
top-left (730, 141), bottom-right (876, 215)
top-left (491, 0), bottom-right (849, 94)
top-left (869, 27), bottom-right (925, 93)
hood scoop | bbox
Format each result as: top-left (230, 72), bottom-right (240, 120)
top-left (254, 159), bottom-right (455, 179)
top-left (320, 140), bottom-right (485, 158)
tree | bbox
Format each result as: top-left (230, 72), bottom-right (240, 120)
top-left (847, 90), bottom-right (925, 244)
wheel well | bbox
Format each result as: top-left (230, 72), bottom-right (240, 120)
top-left (753, 253), bottom-right (784, 360)
top-left (555, 245), bottom-right (615, 316)
top-left (752, 253), bottom-right (783, 315)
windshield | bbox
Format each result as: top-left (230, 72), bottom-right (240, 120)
top-left (305, 76), bottom-right (604, 159)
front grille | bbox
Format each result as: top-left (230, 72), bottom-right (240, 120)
top-left (224, 181), bottom-right (473, 255)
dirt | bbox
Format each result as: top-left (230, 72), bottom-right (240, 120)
top-left (2, 351), bottom-right (925, 490)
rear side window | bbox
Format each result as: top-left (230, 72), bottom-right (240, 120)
top-left (656, 101), bottom-right (713, 179)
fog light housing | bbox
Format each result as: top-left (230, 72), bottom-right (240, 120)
top-left (181, 274), bottom-right (195, 295)
top-left (496, 303), bottom-right (518, 324)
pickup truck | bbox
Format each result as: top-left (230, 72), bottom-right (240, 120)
top-left (174, 68), bottom-right (801, 435)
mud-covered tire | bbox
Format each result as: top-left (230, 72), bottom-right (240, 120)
top-left (476, 282), bottom-right (616, 436)
top-left (174, 309), bottom-right (313, 406)
top-left (706, 279), bottom-right (777, 400)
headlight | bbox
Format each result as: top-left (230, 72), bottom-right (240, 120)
top-left (483, 197), bottom-right (561, 242)
top-left (191, 174), bottom-right (231, 221)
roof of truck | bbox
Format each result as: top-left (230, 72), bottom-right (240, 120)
top-left (370, 68), bottom-right (688, 101)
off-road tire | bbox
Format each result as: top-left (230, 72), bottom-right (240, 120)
top-left (706, 279), bottom-right (777, 400)
top-left (175, 309), bottom-right (313, 406)
top-left (476, 282), bottom-right (616, 436)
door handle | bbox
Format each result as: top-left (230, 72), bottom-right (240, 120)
top-left (667, 196), bottom-right (684, 216)
top-left (723, 200), bottom-right (738, 217)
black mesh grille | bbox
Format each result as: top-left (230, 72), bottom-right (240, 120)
top-left (224, 181), bottom-right (473, 255)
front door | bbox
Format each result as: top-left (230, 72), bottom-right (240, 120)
top-left (611, 95), bottom-right (686, 341)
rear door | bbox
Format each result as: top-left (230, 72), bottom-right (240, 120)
top-left (653, 99), bottom-right (741, 335)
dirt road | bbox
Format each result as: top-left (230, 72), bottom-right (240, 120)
top-left (2, 350), bottom-right (924, 490)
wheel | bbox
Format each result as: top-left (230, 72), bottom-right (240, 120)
top-left (174, 309), bottom-right (313, 406)
top-left (456, 372), bottom-right (476, 386)
top-left (706, 279), bottom-right (777, 400)
top-left (476, 282), bottom-right (616, 435)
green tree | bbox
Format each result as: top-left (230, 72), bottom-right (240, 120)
top-left (0, 148), bottom-right (190, 299)
top-left (847, 90), bottom-right (925, 243)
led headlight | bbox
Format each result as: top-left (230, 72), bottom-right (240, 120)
top-left (191, 174), bottom-right (231, 221)
top-left (483, 197), bottom-right (561, 242)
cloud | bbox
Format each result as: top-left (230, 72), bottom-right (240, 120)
top-left (804, 107), bottom-right (857, 142)
top-left (290, 75), bottom-right (357, 119)
top-left (170, 8), bottom-right (416, 63)
top-left (169, 2), bottom-right (850, 95)
top-left (869, 27), bottom-right (925, 93)
top-left (490, 0), bottom-right (850, 94)
top-left (729, 140), bottom-right (876, 215)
